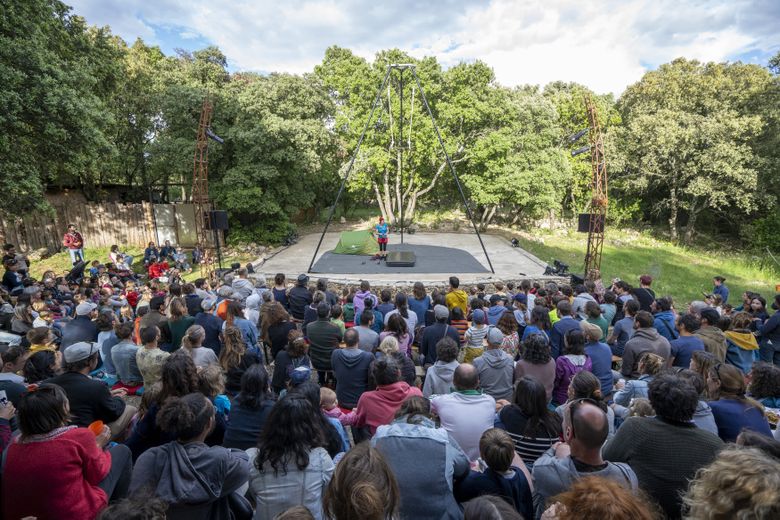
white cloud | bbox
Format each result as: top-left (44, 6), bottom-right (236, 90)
top-left (68, 0), bottom-right (780, 94)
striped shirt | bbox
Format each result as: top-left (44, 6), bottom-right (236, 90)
top-left (451, 319), bottom-right (469, 343)
top-left (499, 405), bottom-right (562, 467)
top-left (465, 325), bottom-right (489, 348)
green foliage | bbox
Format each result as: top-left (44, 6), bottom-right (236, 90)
top-left (747, 210), bottom-right (780, 253)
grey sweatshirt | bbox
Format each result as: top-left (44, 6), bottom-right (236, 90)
top-left (472, 349), bottom-right (514, 400)
top-left (423, 360), bottom-right (459, 398)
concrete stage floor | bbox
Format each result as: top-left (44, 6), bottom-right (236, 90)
top-left (257, 232), bottom-right (549, 285)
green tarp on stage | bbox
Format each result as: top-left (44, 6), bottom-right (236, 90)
top-left (332, 230), bottom-right (378, 255)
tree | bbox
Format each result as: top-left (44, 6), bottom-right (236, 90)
top-left (612, 59), bottom-right (771, 243)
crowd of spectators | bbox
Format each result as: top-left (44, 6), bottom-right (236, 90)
top-left (1, 237), bottom-right (779, 519)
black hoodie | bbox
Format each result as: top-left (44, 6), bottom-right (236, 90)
top-left (331, 348), bottom-right (374, 408)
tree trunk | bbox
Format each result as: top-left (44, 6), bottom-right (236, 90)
top-left (683, 200), bottom-right (700, 245)
top-left (668, 186), bottom-right (679, 242)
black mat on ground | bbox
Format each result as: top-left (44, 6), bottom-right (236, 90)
top-left (310, 243), bottom-right (489, 274)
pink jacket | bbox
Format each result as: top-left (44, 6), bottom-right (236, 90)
top-left (341, 381), bottom-right (422, 434)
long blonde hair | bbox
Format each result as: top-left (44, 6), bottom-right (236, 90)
top-left (181, 324), bottom-right (205, 350)
top-left (219, 325), bottom-right (246, 371)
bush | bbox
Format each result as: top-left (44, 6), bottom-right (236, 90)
top-left (227, 218), bottom-right (296, 246)
top-left (747, 210), bottom-right (780, 253)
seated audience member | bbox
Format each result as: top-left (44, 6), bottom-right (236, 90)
top-left (540, 476), bottom-right (659, 520)
top-left (288, 274), bottom-right (313, 321)
top-left (248, 394), bottom-right (335, 519)
top-left (379, 312), bottom-right (412, 356)
top-left (584, 301), bottom-right (608, 341)
top-left (373, 396), bottom-right (469, 519)
top-left (580, 321), bottom-right (613, 397)
top-left (534, 400), bottom-right (637, 516)
top-left (421, 304), bottom-right (460, 366)
top-left (450, 306), bottom-right (469, 343)
top-left (307, 302), bottom-right (343, 384)
top-left (455, 428), bottom-right (534, 519)
top-left (23, 349), bottom-right (62, 384)
top-left (2, 384), bottom-right (133, 520)
top-left (607, 299), bottom-right (639, 356)
top-left (695, 307), bottom-right (728, 361)
top-left (706, 362), bottom-right (772, 442)
top-left (523, 305), bottom-right (552, 343)
top-left (651, 296), bottom-right (678, 341)
top-left (613, 352), bottom-right (664, 410)
top-left (181, 324), bottom-right (218, 368)
top-left (550, 300), bottom-right (580, 358)
top-left (125, 352), bottom-right (200, 460)
top-left (684, 446), bottom-right (780, 520)
top-left (223, 365), bottom-right (276, 450)
top-left (497, 377), bottom-right (563, 469)
top-left (46, 341), bottom-right (136, 439)
top-left (196, 365), bottom-right (229, 446)
top-left (603, 374), bottom-right (724, 519)
top-left (354, 309), bottom-right (380, 353)
top-left (621, 310), bottom-right (671, 378)
top-left (339, 358), bottom-right (422, 435)
top-left (431, 364), bottom-right (496, 461)
top-left (497, 311), bottom-right (521, 358)
top-left (224, 301), bottom-right (260, 357)
top-left (553, 329), bottom-right (592, 406)
top-left (166, 298), bottom-right (195, 353)
top-left (271, 331), bottom-right (311, 393)
top-left (352, 280), bottom-right (378, 319)
top-left (668, 313), bottom-right (704, 368)
top-left (111, 321), bottom-right (144, 389)
top-left (375, 335), bottom-right (416, 386)
top-left (220, 325), bottom-right (262, 395)
top-left (0, 345), bottom-right (28, 404)
top-left (293, 382), bottom-right (349, 456)
top-left (61, 301), bottom-right (99, 349)
top-left (422, 337), bottom-right (460, 398)
top-left (136, 325), bottom-right (170, 388)
top-left (556, 371), bottom-right (615, 438)
top-left (724, 311), bottom-right (760, 374)
top-left (194, 298), bottom-right (224, 355)
top-left (747, 361), bottom-right (780, 407)
top-left (514, 334), bottom-right (556, 403)
top-left (265, 302), bottom-right (297, 359)
top-left (130, 393), bottom-right (250, 520)
top-left (322, 442), bottom-right (399, 520)
top-left (331, 328), bottom-right (373, 410)
top-left (472, 327), bottom-right (514, 400)
top-left (463, 309), bottom-right (488, 363)
top-left (676, 369), bottom-right (719, 435)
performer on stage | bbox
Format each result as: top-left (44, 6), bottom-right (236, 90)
top-left (375, 216), bottom-right (389, 255)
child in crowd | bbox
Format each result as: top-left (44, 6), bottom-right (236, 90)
top-left (320, 387), bottom-right (341, 417)
top-left (463, 309), bottom-right (488, 363)
top-left (450, 307), bottom-right (469, 344)
top-left (330, 304), bottom-right (346, 335)
top-left (342, 294), bottom-right (355, 327)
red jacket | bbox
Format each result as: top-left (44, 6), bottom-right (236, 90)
top-left (2, 427), bottom-right (111, 520)
top-left (63, 231), bottom-right (84, 250)
top-left (349, 381), bottom-right (422, 434)
top-left (148, 261), bottom-right (169, 279)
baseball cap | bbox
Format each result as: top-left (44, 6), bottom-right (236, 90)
top-left (63, 341), bottom-right (99, 363)
top-left (579, 321), bottom-right (603, 341)
top-left (201, 298), bottom-right (217, 311)
top-left (472, 309), bottom-right (486, 324)
top-left (487, 326), bottom-right (504, 345)
top-left (290, 366), bottom-right (312, 385)
top-left (434, 305), bottom-right (449, 320)
top-left (489, 294), bottom-right (502, 305)
top-left (75, 302), bottom-right (97, 316)
top-left (513, 293), bottom-right (528, 305)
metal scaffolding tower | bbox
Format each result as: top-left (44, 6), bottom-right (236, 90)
top-left (583, 94), bottom-right (608, 277)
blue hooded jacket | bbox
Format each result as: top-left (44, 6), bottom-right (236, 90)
top-left (653, 310), bottom-right (678, 341)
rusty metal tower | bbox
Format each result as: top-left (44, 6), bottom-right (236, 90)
top-left (191, 96), bottom-right (215, 281)
top-left (583, 94), bottom-right (608, 277)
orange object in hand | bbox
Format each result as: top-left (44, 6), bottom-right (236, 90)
top-left (88, 420), bottom-right (104, 436)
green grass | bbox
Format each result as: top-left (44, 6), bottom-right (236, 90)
top-left (28, 247), bottom-right (254, 283)
top-left (511, 228), bottom-right (778, 306)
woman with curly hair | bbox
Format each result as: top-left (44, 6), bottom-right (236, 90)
top-left (248, 394), bottom-right (335, 519)
top-left (265, 302), bottom-right (297, 360)
top-left (707, 362), bottom-right (772, 442)
top-left (497, 312), bottom-right (520, 359)
top-left (223, 301), bottom-right (261, 358)
top-left (613, 352), bottom-right (665, 410)
top-left (748, 361), bottom-right (780, 407)
top-left (690, 350), bottom-right (718, 396)
top-left (514, 334), bottom-right (556, 403)
top-left (220, 325), bottom-right (263, 395)
top-left (541, 476), bottom-right (660, 520)
top-left (684, 447), bottom-right (780, 520)
top-left (271, 330), bottom-right (311, 394)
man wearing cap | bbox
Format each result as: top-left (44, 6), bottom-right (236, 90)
top-left (421, 305), bottom-right (461, 366)
top-left (472, 327), bottom-right (514, 401)
top-left (194, 298), bottom-right (224, 355)
top-left (61, 301), bottom-right (100, 349)
top-left (46, 341), bottom-right (136, 440)
top-left (288, 274), bottom-right (313, 321)
top-left (486, 294), bottom-right (508, 326)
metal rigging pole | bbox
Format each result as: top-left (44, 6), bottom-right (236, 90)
top-left (583, 94), bottom-right (608, 277)
top-left (191, 96), bottom-right (215, 282)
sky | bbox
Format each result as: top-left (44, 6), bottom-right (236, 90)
top-left (68, 0), bottom-right (780, 95)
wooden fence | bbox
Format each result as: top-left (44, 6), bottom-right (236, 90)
top-left (0, 202), bottom-right (210, 253)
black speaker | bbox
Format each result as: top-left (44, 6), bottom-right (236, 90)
top-left (578, 213), bottom-right (604, 233)
top-left (206, 210), bottom-right (229, 231)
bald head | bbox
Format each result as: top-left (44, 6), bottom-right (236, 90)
top-left (568, 402), bottom-right (609, 449)
top-left (453, 363), bottom-right (479, 391)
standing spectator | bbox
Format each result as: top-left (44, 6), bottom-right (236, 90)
top-left (62, 223), bottom-right (85, 264)
top-left (354, 309), bottom-right (380, 353)
top-left (331, 328), bottom-right (373, 410)
top-left (621, 311), bottom-right (671, 379)
top-left (445, 276), bottom-right (468, 314)
top-left (712, 275), bottom-right (729, 304)
top-left (652, 297), bottom-right (678, 341)
top-left (533, 400), bottom-right (637, 515)
top-left (130, 393), bottom-right (250, 519)
top-left (632, 275), bottom-right (655, 312)
top-left (431, 364), bottom-right (496, 461)
top-left (580, 321), bottom-right (613, 397)
top-left (756, 294), bottom-right (780, 364)
top-left (423, 337), bottom-right (460, 398)
top-left (497, 377), bottom-right (563, 469)
top-left (514, 335), bottom-right (556, 403)
top-left (248, 395), bottom-right (335, 519)
top-left (455, 428), bottom-right (534, 519)
top-left (2, 384), bottom-right (132, 520)
top-left (669, 313), bottom-right (705, 368)
top-left (553, 330), bottom-right (592, 406)
top-left (550, 301), bottom-right (580, 359)
top-left (695, 307), bottom-right (728, 362)
top-left (288, 274), bottom-right (313, 321)
top-left (307, 303), bottom-right (343, 385)
top-left (46, 341), bottom-right (136, 439)
top-left (706, 362), bottom-right (772, 442)
top-left (473, 327), bottom-right (514, 401)
top-left (603, 374), bottom-right (723, 519)
top-left (271, 273), bottom-right (289, 309)
top-left (266, 302), bottom-right (297, 359)
top-left (223, 365), bottom-right (276, 450)
top-left (194, 299), bottom-right (223, 356)
top-left (420, 305), bottom-right (460, 366)
top-left (607, 299), bottom-right (638, 357)
top-left (373, 396), bottom-right (470, 520)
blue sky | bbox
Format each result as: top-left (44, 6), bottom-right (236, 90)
top-left (68, 0), bottom-right (779, 94)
